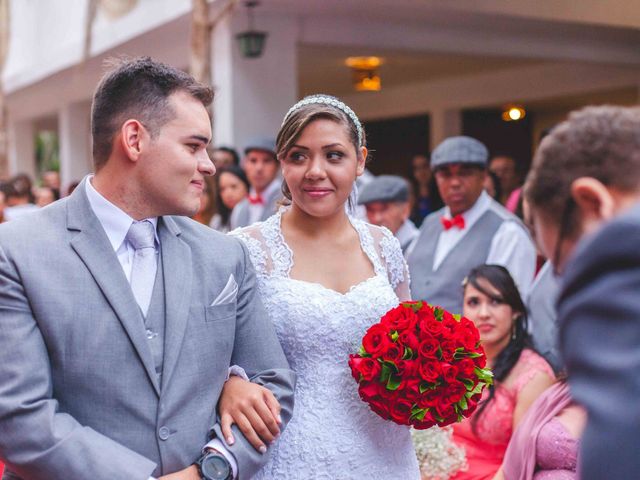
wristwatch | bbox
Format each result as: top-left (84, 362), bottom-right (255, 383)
top-left (195, 449), bottom-right (233, 480)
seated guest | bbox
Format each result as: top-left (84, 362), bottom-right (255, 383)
top-left (211, 165), bottom-right (250, 233)
top-left (407, 136), bottom-right (536, 315)
top-left (358, 175), bottom-right (419, 254)
top-left (495, 380), bottom-right (586, 480)
top-left (230, 137), bottom-right (281, 229)
top-left (448, 265), bottom-right (555, 480)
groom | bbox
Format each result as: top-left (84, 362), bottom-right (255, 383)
top-left (0, 57), bottom-right (294, 479)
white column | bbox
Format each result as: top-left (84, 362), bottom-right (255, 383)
top-left (212, 11), bottom-right (297, 152)
top-left (7, 118), bottom-right (36, 178)
top-left (58, 101), bottom-right (92, 192)
top-left (430, 108), bottom-right (462, 149)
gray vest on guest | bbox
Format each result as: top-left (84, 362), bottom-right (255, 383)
top-left (142, 252), bottom-right (166, 388)
top-left (527, 261), bottom-right (562, 373)
top-left (408, 202), bottom-right (517, 315)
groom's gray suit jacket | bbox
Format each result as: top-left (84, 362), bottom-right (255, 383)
top-left (0, 179), bottom-right (295, 479)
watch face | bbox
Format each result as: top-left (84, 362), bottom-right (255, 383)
top-left (202, 453), bottom-right (231, 480)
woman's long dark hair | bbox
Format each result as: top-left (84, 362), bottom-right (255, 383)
top-left (463, 264), bottom-right (532, 432)
top-left (215, 165), bottom-right (250, 228)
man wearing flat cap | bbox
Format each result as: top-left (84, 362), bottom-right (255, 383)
top-left (358, 175), bottom-right (419, 254)
top-left (406, 136), bottom-right (535, 314)
top-left (230, 138), bottom-right (282, 229)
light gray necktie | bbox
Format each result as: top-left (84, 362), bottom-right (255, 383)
top-left (126, 220), bottom-right (157, 316)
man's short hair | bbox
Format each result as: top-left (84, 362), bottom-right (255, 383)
top-left (526, 105), bottom-right (640, 236)
top-left (91, 56), bottom-right (214, 170)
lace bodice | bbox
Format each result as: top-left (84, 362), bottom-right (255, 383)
top-left (231, 208), bottom-right (419, 479)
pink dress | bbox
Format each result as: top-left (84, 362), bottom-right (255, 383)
top-left (533, 417), bottom-right (579, 479)
top-left (450, 349), bottom-right (554, 480)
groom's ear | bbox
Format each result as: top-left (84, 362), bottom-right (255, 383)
top-left (119, 119), bottom-right (147, 163)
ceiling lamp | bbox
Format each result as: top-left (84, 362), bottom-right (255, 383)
top-left (502, 105), bottom-right (526, 122)
top-left (236, 1), bottom-right (267, 59)
top-left (345, 56), bottom-right (383, 92)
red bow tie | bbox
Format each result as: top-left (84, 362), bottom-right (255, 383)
top-left (248, 194), bottom-right (264, 205)
top-left (441, 214), bottom-right (465, 231)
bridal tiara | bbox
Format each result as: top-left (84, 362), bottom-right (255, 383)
top-left (282, 95), bottom-right (364, 147)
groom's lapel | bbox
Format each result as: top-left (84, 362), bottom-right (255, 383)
top-left (158, 216), bottom-right (193, 391)
top-left (66, 179), bottom-right (161, 396)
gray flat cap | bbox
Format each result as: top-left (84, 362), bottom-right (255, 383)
top-left (430, 136), bottom-right (488, 170)
top-left (358, 175), bottom-right (410, 205)
top-left (244, 137), bottom-right (276, 156)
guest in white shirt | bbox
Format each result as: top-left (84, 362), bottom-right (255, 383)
top-left (407, 136), bottom-right (535, 315)
top-left (358, 175), bottom-right (419, 254)
top-left (230, 138), bottom-right (282, 229)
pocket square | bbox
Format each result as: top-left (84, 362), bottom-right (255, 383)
top-left (211, 274), bottom-right (238, 306)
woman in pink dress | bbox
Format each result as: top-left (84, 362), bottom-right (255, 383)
top-left (449, 264), bottom-right (555, 480)
top-left (494, 380), bottom-right (586, 480)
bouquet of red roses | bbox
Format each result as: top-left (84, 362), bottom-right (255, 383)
top-left (349, 301), bottom-right (493, 429)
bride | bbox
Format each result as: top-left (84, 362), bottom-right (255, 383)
top-left (223, 95), bottom-right (420, 478)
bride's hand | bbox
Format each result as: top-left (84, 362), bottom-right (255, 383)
top-left (219, 376), bottom-right (282, 453)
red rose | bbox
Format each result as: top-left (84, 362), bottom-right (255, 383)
top-left (419, 358), bottom-right (442, 382)
top-left (362, 324), bottom-right (393, 358)
top-left (435, 396), bottom-right (455, 419)
top-left (459, 316), bottom-right (480, 349)
top-left (413, 409), bottom-right (436, 430)
top-left (418, 337), bottom-right (440, 359)
top-left (349, 356), bottom-right (381, 382)
top-left (389, 397), bottom-right (414, 425)
top-left (419, 314), bottom-right (443, 338)
top-left (382, 304), bottom-right (419, 331)
top-left (442, 363), bottom-right (459, 384)
top-left (440, 340), bottom-right (457, 362)
top-left (402, 377), bottom-right (422, 402)
top-left (473, 348), bottom-right (488, 368)
top-left (441, 311), bottom-right (459, 334)
top-left (397, 359), bottom-right (419, 377)
top-left (444, 382), bottom-right (466, 404)
top-left (398, 329), bottom-right (420, 352)
top-left (381, 343), bottom-right (403, 363)
top-left (457, 358), bottom-right (476, 377)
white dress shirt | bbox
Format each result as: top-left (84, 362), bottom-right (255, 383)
top-left (85, 178), bottom-right (238, 479)
top-left (433, 191), bottom-right (536, 296)
top-left (248, 177), bottom-right (281, 225)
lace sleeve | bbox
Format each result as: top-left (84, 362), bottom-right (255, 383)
top-left (378, 227), bottom-right (412, 301)
top-left (229, 226), bottom-right (268, 278)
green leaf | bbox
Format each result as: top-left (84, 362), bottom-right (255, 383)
top-left (434, 307), bottom-right (444, 321)
top-left (380, 364), bottom-right (392, 384)
top-left (474, 366), bottom-right (494, 384)
top-left (452, 314), bottom-right (461, 321)
top-left (458, 395), bottom-right (468, 411)
top-left (402, 346), bottom-right (413, 360)
top-left (433, 411), bottom-right (445, 423)
top-left (410, 407), bottom-right (427, 421)
top-left (386, 374), bottom-right (402, 391)
top-left (460, 377), bottom-right (474, 390)
top-left (358, 345), bottom-right (367, 356)
top-left (382, 360), bottom-right (398, 372)
top-left (402, 301), bottom-right (423, 312)
top-left (390, 330), bottom-right (399, 342)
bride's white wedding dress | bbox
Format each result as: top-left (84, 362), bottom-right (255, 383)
top-left (232, 207), bottom-right (420, 479)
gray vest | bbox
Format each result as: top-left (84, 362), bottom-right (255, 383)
top-left (527, 261), bottom-right (562, 373)
top-left (408, 203), bottom-right (513, 315)
top-left (141, 251), bottom-right (166, 388)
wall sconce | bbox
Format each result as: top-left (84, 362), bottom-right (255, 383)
top-left (345, 56), bottom-right (383, 92)
top-left (236, 1), bottom-right (267, 59)
top-left (502, 105), bottom-right (526, 122)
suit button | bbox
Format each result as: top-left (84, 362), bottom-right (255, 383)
top-left (159, 426), bottom-right (170, 440)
